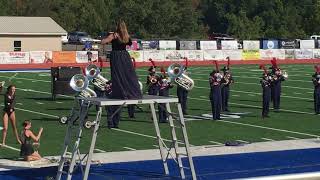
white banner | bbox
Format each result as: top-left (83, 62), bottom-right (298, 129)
top-left (164, 50), bottom-right (185, 61)
top-left (243, 41), bottom-right (260, 50)
top-left (75, 51), bottom-right (98, 63)
top-left (222, 50), bottom-right (242, 60)
top-left (300, 40), bottom-right (315, 49)
top-left (0, 52), bottom-right (29, 64)
top-left (200, 41), bottom-right (217, 50)
top-left (221, 40), bottom-right (238, 50)
top-left (159, 40), bottom-right (176, 50)
top-left (143, 50), bottom-right (165, 61)
top-left (285, 49), bottom-right (295, 59)
top-left (203, 50), bottom-right (223, 60)
top-left (313, 49), bottom-right (320, 59)
top-left (260, 49), bottom-right (285, 60)
top-left (183, 50), bottom-right (203, 61)
top-left (128, 50), bottom-right (144, 62)
top-left (29, 51), bottom-right (53, 64)
top-left (294, 49), bottom-right (313, 59)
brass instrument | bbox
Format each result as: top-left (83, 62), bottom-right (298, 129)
top-left (70, 74), bottom-right (97, 98)
top-left (167, 63), bottom-right (194, 91)
top-left (281, 70), bottom-right (288, 78)
top-left (85, 64), bottom-right (109, 91)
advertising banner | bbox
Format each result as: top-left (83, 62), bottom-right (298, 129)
top-left (29, 51), bottom-right (53, 64)
top-left (203, 50), bottom-right (223, 60)
top-left (279, 40), bottom-right (299, 49)
top-left (222, 50), bottom-right (242, 60)
top-left (260, 49), bottom-right (285, 60)
top-left (183, 50), bottom-right (203, 61)
top-left (143, 50), bottom-right (165, 61)
top-left (284, 49), bottom-right (295, 59)
top-left (200, 41), bottom-right (217, 50)
top-left (164, 50), bottom-right (184, 61)
top-left (127, 40), bottom-right (141, 50)
top-left (179, 41), bottom-right (197, 50)
top-left (243, 41), bottom-right (260, 50)
top-left (300, 40), bottom-right (315, 49)
top-left (53, 51), bottom-right (76, 63)
top-left (313, 49), bottom-right (320, 59)
top-left (76, 51), bottom-right (98, 63)
top-left (294, 49), bottom-right (313, 59)
top-left (0, 52), bottom-right (29, 64)
top-left (242, 50), bottom-right (260, 60)
top-left (140, 40), bottom-right (159, 50)
top-left (128, 50), bottom-right (144, 62)
top-left (221, 40), bottom-right (238, 50)
top-left (159, 40), bottom-right (177, 50)
top-left (262, 40), bottom-right (279, 49)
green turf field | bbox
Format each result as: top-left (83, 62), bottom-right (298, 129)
top-left (0, 64), bottom-right (319, 159)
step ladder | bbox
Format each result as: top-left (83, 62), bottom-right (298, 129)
top-left (55, 95), bottom-right (197, 180)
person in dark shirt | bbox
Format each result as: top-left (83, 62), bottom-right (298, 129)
top-left (209, 61), bottom-right (223, 120)
top-left (312, 65), bottom-right (320, 114)
top-left (20, 120), bottom-right (43, 161)
top-left (158, 67), bottom-right (174, 123)
top-left (260, 65), bottom-right (272, 118)
top-left (146, 59), bottom-right (160, 95)
top-left (2, 85), bottom-right (21, 145)
top-left (101, 20), bottom-right (142, 128)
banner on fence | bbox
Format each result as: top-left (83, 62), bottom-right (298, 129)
top-left (141, 40), bottom-right (159, 50)
top-left (159, 40), bottom-right (177, 50)
top-left (284, 49), bottom-right (295, 59)
top-left (143, 50), bottom-right (165, 61)
top-left (279, 40), bottom-right (299, 49)
top-left (313, 49), bottom-right (320, 59)
top-left (53, 51), bottom-right (76, 63)
top-left (75, 51), bottom-right (98, 63)
top-left (221, 40), bottom-right (238, 50)
top-left (164, 50), bottom-right (184, 61)
top-left (242, 50), bottom-right (260, 60)
top-left (0, 52), bottom-right (29, 64)
top-left (179, 41), bottom-right (197, 50)
top-left (128, 50), bottom-right (144, 62)
top-left (262, 40), bottom-right (279, 49)
top-left (200, 41), bottom-right (217, 50)
top-left (222, 50), bottom-right (242, 60)
top-left (29, 51), bottom-right (53, 64)
top-left (300, 40), bottom-right (315, 49)
top-left (127, 40), bottom-right (141, 50)
top-left (203, 50), bottom-right (223, 60)
top-left (183, 50), bottom-right (203, 60)
top-left (243, 41), bottom-right (260, 50)
top-left (294, 49), bottom-right (313, 59)
top-left (260, 49), bottom-right (285, 60)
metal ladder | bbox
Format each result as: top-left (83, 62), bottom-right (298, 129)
top-left (149, 102), bottom-right (197, 180)
top-left (56, 100), bottom-right (103, 180)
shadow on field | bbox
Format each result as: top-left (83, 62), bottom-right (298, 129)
top-left (238, 99), bottom-right (261, 103)
top-left (25, 97), bottom-right (72, 101)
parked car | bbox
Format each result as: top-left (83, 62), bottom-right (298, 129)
top-left (61, 35), bottom-right (68, 44)
top-left (68, 31), bottom-right (101, 44)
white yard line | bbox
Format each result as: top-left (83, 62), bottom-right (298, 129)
top-left (153, 145), bottom-right (159, 148)
top-left (236, 140), bottom-right (250, 143)
top-left (286, 136), bottom-right (301, 140)
top-left (261, 138), bottom-right (275, 141)
top-left (209, 140), bottom-right (224, 145)
top-left (0, 144), bottom-right (20, 152)
top-left (123, 147), bottom-right (136, 151)
top-left (94, 149), bottom-right (106, 153)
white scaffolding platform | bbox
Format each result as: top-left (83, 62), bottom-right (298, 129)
top-left (55, 95), bottom-right (197, 180)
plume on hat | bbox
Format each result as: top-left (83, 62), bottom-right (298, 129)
top-left (271, 57), bottom-right (278, 69)
top-left (214, 60), bottom-right (219, 71)
top-left (314, 65), bottom-right (320, 73)
top-left (259, 64), bottom-right (268, 74)
top-left (149, 58), bottom-right (156, 67)
top-left (227, 57), bottom-right (230, 69)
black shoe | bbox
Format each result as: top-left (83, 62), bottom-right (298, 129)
top-left (217, 118), bottom-right (222, 120)
top-left (224, 109), bottom-right (230, 112)
top-left (159, 120), bottom-right (168, 123)
top-left (183, 112), bottom-right (188, 115)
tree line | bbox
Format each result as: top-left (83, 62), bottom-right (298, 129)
top-left (0, 0), bottom-right (319, 40)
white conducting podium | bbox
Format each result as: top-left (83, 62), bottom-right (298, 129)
top-left (56, 95), bottom-right (197, 180)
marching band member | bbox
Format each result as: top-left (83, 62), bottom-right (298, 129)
top-left (260, 65), bottom-right (272, 118)
top-left (177, 58), bottom-right (190, 115)
top-left (158, 67), bottom-right (174, 123)
top-left (221, 57), bottom-right (234, 112)
top-left (146, 59), bottom-right (160, 95)
top-left (270, 58), bottom-right (286, 111)
top-left (209, 61), bottom-right (223, 120)
top-left (312, 65), bottom-right (320, 114)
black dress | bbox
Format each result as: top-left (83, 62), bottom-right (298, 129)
top-left (110, 38), bottom-right (142, 99)
top-left (20, 130), bottom-right (34, 157)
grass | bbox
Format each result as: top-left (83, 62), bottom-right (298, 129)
top-left (0, 64), bottom-right (319, 159)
